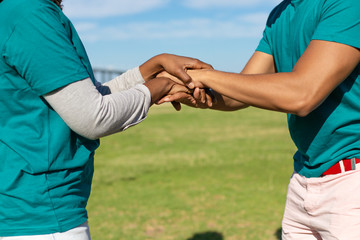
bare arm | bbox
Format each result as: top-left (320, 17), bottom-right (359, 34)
top-left (241, 51), bottom-right (276, 74)
top-left (211, 51), bottom-right (276, 111)
top-left (159, 51), bottom-right (277, 111)
top-left (185, 40), bottom-right (360, 116)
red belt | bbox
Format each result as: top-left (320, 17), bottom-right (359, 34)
top-left (322, 158), bottom-right (360, 176)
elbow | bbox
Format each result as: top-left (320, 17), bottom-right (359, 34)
top-left (287, 93), bottom-right (319, 117)
top-left (81, 132), bottom-right (102, 141)
top-left (71, 126), bottom-right (103, 140)
top-left (291, 102), bottom-right (313, 117)
top-left (65, 115), bottom-right (107, 140)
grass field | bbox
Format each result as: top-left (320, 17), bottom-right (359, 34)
top-left (87, 104), bottom-right (296, 240)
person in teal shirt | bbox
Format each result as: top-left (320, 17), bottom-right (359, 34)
top-left (0, 0), bottom-right (212, 238)
top-left (161, 0), bottom-right (360, 238)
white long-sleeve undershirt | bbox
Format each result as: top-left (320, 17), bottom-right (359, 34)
top-left (44, 67), bottom-right (151, 140)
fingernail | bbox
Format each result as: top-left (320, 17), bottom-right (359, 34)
top-left (188, 82), bottom-right (194, 89)
top-left (163, 98), bottom-right (170, 102)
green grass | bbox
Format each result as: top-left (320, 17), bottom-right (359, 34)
top-left (87, 105), bottom-right (296, 240)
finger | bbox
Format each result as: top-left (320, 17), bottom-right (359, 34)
top-left (173, 69), bottom-right (194, 89)
top-left (160, 71), bottom-right (186, 86)
top-left (193, 88), bottom-right (201, 100)
top-left (156, 71), bottom-right (167, 78)
top-left (163, 92), bottom-right (190, 103)
top-left (191, 97), bottom-right (197, 106)
top-left (205, 93), bottom-right (213, 107)
top-left (157, 95), bottom-right (170, 104)
top-left (186, 59), bottom-right (214, 70)
top-left (170, 84), bottom-right (193, 94)
top-left (171, 101), bottom-right (182, 111)
top-left (199, 89), bottom-right (206, 104)
top-left (198, 61), bottom-right (214, 70)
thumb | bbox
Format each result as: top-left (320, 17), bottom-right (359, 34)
top-left (175, 69), bottom-right (194, 89)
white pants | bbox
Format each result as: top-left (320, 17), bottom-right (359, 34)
top-left (282, 164), bottom-right (360, 240)
top-left (0, 222), bottom-right (90, 240)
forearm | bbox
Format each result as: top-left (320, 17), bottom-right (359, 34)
top-left (166, 51), bottom-right (275, 111)
top-left (206, 51), bottom-right (276, 112)
top-left (209, 89), bottom-right (249, 111)
top-left (191, 70), bottom-right (310, 115)
top-left (199, 41), bottom-right (360, 116)
top-left (193, 44), bottom-right (360, 115)
top-left (44, 78), bottom-right (151, 140)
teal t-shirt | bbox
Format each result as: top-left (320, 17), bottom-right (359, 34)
top-left (0, 0), bottom-right (100, 236)
top-left (256, 0), bottom-right (360, 177)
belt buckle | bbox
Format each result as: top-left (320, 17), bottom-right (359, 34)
top-left (351, 158), bottom-right (356, 170)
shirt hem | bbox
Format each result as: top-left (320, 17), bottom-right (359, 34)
top-left (0, 216), bottom-right (88, 237)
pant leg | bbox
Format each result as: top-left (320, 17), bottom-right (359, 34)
top-left (315, 164), bottom-right (360, 239)
top-left (282, 164), bottom-right (360, 240)
top-left (281, 172), bottom-right (322, 240)
top-left (0, 222), bottom-right (90, 240)
top-left (53, 222), bottom-right (91, 240)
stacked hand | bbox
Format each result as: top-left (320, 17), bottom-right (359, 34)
top-left (140, 53), bottom-right (214, 111)
top-left (155, 70), bottom-right (214, 110)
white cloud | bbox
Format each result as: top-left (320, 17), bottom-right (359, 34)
top-left (63, 0), bottom-right (169, 18)
top-left (183, 0), bottom-right (282, 9)
top-left (74, 12), bottom-right (268, 43)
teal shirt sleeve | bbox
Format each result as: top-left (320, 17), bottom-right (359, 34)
top-left (3, 4), bottom-right (89, 96)
top-left (312, 0), bottom-right (360, 49)
top-left (255, 1), bottom-right (290, 56)
top-left (256, 16), bottom-right (273, 55)
top-left (256, 28), bottom-right (272, 55)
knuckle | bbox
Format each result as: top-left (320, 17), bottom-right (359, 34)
top-left (193, 59), bottom-right (201, 65)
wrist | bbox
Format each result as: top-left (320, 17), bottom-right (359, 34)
top-left (144, 77), bottom-right (173, 105)
top-left (140, 54), bottom-right (166, 81)
top-left (187, 69), bottom-right (206, 88)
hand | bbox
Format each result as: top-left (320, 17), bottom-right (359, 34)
top-left (157, 71), bottom-right (214, 109)
top-left (140, 54), bottom-right (213, 89)
top-left (157, 87), bottom-right (214, 109)
top-left (157, 54), bottom-right (213, 89)
top-left (144, 77), bottom-right (192, 106)
top-left (157, 70), bottom-right (209, 103)
top-left (157, 69), bottom-right (208, 89)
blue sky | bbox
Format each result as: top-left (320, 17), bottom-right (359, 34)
top-left (63, 0), bottom-right (282, 72)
